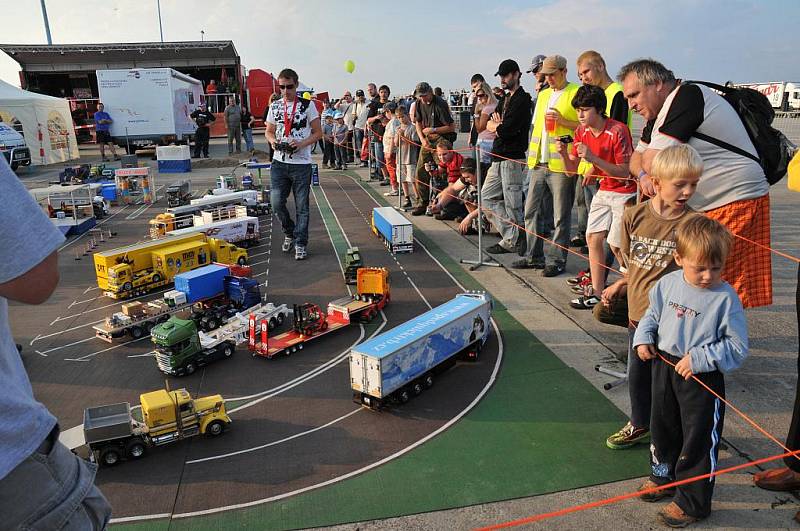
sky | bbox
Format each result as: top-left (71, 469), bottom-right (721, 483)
top-left (2, 0), bottom-right (799, 97)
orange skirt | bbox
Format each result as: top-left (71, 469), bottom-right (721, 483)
top-left (705, 194), bottom-right (772, 308)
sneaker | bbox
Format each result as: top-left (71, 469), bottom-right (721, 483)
top-left (402, 199), bottom-right (412, 209)
top-left (511, 258), bottom-right (545, 269)
top-left (570, 235), bottom-right (587, 247)
top-left (567, 270), bottom-right (590, 286)
top-left (360, 162), bottom-right (368, 167)
top-left (411, 206), bottom-right (427, 216)
top-left (570, 295), bottom-right (600, 309)
top-left (485, 243), bottom-right (513, 255)
top-left (425, 206), bottom-right (434, 216)
top-left (384, 189), bottom-right (399, 196)
top-left (658, 502), bottom-right (701, 528)
top-left (638, 479), bottom-right (676, 503)
top-left (515, 231), bottom-right (527, 256)
top-left (571, 277), bottom-right (593, 294)
top-left (281, 237), bottom-right (295, 253)
top-left (606, 422), bottom-right (650, 450)
top-left (542, 264), bottom-right (566, 277)
top-left (380, 179), bottom-right (391, 186)
top-left (294, 245), bottom-right (307, 260)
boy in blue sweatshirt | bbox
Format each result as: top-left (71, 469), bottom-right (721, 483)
top-left (634, 214), bottom-right (748, 528)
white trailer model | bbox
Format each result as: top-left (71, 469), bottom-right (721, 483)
top-left (736, 82), bottom-right (800, 111)
top-left (372, 207), bottom-right (413, 254)
top-left (167, 215), bottom-right (259, 247)
top-left (96, 68), bottom-right (203, 151)
top-left (350, 292), bottom-right (492, 409)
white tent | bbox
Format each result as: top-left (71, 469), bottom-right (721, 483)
top-left (0, 79), bottom-right (79, 165)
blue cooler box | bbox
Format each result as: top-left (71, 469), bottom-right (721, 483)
top-left (156, 145), bottom-right (192, 173)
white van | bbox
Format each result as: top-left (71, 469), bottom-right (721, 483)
top-left (0, 122), bottom-right (31, 171)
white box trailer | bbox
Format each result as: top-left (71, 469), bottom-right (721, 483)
top-left (372, 207), bottom-right (413, 254)
top-left (168, 215), bottom-right (259, 247)
top-left (350, 292), bottom-right (492, 409)
top-left (97, 68), bottom-right (203, 150)
top-left (736, 82), bottom-right (800, 111)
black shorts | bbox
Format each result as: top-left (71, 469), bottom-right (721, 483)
top-left (96, 130), bottom-right (112, 143)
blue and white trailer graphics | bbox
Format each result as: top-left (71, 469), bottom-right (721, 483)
top-left (350, 292), bottom-right (492, 409)
top-left (372, 207), bottom-right (413, 254)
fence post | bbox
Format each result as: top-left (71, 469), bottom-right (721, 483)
top-left (461, 145), bottom-right (500, 270)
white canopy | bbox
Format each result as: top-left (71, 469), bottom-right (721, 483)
top-left (0, 79), bottom-right (79, 165)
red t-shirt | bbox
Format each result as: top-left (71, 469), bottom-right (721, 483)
top-left (438, 151), bottom-right (464, 183)
top-left (571, 118), bottom-right (635, 194)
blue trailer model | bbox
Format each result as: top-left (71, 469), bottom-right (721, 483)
top-left (350, 292), bottom-right (492, 409)
top-left (371, 207), bottom-right (413, 254)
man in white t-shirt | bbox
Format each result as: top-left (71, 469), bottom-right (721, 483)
top-left (619, 58), bottom-right (771, 309)
top-left (265, 68), bottom-right (322, 261)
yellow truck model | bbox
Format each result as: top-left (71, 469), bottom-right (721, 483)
top-left (94, 233), bottom-right (248, 299)
top-left (82, 388), bottom-right (230, 466)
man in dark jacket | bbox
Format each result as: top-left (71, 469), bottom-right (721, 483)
top-left (483, 59), bottom-right (532, 255)
top-left (190, 103), bottom-right (216, 158)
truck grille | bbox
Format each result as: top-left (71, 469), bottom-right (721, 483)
top-left (155, 351), bottom-right (174, 373)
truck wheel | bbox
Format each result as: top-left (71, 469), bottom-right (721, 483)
top-left (207, 420), bottom-right (225, 437)
top-left (185, 363), bottom-right (195, 375)
top-left (122, 282), bottom-right (132, 292)
top-left (100, 447), bottom-right (121, 466)
top-left (152, 274), bottom-right (161, 283)
top-left (268, 317), bottom-right (276, 330)
top-left (398, 389), bottom-right (410, 404)
top-left (206, 317), bottom-right (218, 330)
top-left (276, 313), bottom-right (285, 325)
top-left (222, 344), bottom-right (233, 358)
top-left (238, 257), bottom-right (247, 266)
top-left (129, 326), bottom-right (143, 339)
top-left (424, 373), bottom-right (435, 389)
top-left (412, 382), bottom-right (424, 396)
top-left (126, 440), bottom-right (146, 460)
top-left (144, 322), bottom-right (154, 333)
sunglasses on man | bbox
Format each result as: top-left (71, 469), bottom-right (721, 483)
top-left (279, 84), bottom-right (296, 90)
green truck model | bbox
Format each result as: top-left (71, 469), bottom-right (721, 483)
top-left (344, 247), bottom-right (362, 285)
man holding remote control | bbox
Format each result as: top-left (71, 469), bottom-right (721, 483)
top-left (265, 68), bottom-right (322, 261)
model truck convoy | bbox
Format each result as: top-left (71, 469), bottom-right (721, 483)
top-left (150, 191), bottom-right (269, 233)
top-left (372, 207), bottom-right (413, 254)
top-left (94, 232), bottom-right (248, 299)
top-left (83, 387), bottom-right (230, 466)
top-left (93, 264), bottom-right (260, 342)
top-left (350, 291), bottom-right (492, 409)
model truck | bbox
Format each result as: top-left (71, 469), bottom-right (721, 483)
top-left (151, 299), bottom-right (292, 376)
top-left (166, 214), bottom-right (259, 248)
top-left (82, 387), bottom-right (230, 466)
top-left (250, 268), bottom-right (390, 358)
top-left (93, 264), bottom-right (261, 342)
top-left (94, 233), bottom-right (248, 299)
top-left (343, 247), bottom-right (363, 285)
top-left (96, 68), bottom-right (203, 152)
top-left (350, 291), bottom-right (492, 409)
top-left (372, 207), bottom-right (413, 254)
top-left (166, 179), bottom-right (192, 207)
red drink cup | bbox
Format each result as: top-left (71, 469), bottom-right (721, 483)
top-left (545, 111), bottom-right (557, 134)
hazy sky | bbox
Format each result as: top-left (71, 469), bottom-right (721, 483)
top-left (2, 0), bottom-right (799, 97)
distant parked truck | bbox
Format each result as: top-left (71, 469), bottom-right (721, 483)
top-left (350, 291), bottom-right (492, 409)
top-left (166, 179), bottom-right (192, 207)
top-left (372, 207), bottom-right (413, 254)
top-left (736, 82), bottom-right (800, 111)
top-left (82, 387), bottom-right (230, 467)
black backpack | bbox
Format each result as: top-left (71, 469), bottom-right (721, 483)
top-left (685, 80), bottom-right (796, 185)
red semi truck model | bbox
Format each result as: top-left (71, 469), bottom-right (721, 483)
top-left (250, 268), bottom-right (389, 358)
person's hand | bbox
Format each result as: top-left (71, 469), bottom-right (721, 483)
top-left (636, 344), bottom-right (658, 361)
top-left (601, 281), bottom-right (626, 307)
top-left (575, 142), bottom-right (595, 164)
top-left (421, 138), bottom-right (432, 151)
top-left (639, 173), bottom-right (656, 197)
top-left (422, 127), bottom-right (435, 135)
top-left (491, 111), bottom-right (502, 123)
top-left (582, 173), bottom-right (597, 187)
top-left (675, 356), bottom-right (694, 380)
top-left (555, 139), bottom-right (569, 157)
top-left (550, 108), bottom-right (565, 125)
top-left (459, 217), bottom-right (472, 234)
top-left (286, 137), bottom-right (299, 148)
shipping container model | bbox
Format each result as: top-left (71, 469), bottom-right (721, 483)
top-left (350, 292), bottom-right (492, 409)
top-left (372, 207), bottom-right (413, 254)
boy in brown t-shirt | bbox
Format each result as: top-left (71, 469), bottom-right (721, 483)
top-left (601, 144), bottom-right (703, 450)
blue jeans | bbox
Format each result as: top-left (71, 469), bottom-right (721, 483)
top-left (243, 128), bottom-right (254, 151)
top-left (628, 322), bottom-right (651, 429)
top-left (271, 160), bottom-right (312, 246)
top-left (0, 427), bottom-right (112, 530)
top-left (523, 167), bottom-right (577, 267)
top-left (372, 141), bottom-right (385, 179)
top-left (354, 129), bottom-right (365, 161)
top-left (482, 159), bottom-right (526, 249)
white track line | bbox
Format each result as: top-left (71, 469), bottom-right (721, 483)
top-left (35, 336), bottom-right (95, 356)
top-left (30, 319), bottom-right (105, 345)
top-left (64, 336), bottom-right (148, 361)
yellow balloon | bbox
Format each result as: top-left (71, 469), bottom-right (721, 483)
top-left (344, 60), bottom-right (355, 74)
top-left (303, 91), bottom-right (312, 100)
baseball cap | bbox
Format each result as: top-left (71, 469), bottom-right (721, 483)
top-left (526, 54), bottom-right (547, 74)
top-left (355, 89), bottom-right (365, 97)
top-left (384, 102), bottom-right (398, 112)
top-left (495, 59), bottom-right (521, 77)
top-left (414, 82), bottom-right (432, 96)
top-left (460, 157), bottom-right (477, 174)
top-left (539, 55), bottom-right (567, 75)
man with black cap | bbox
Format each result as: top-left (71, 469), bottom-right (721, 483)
top-left (411, 81), bottom-right (456, 216)
top-left (482, 59), bottom-right (532, 255)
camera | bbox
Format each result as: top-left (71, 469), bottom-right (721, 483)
top-left (556, 135), bottom-right (573, 144)
top-left (424, 161), bottom-right (439, 174)
top-left (274, 141), bottom-right (297, 158)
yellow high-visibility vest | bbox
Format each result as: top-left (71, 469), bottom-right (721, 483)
top-left (527, 82), bottom-right (580, 172)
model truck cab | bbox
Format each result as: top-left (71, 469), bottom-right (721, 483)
top-left (166, 179), bottom-right (192, 207)
top-left (83, 387), bottom-right (229, 466)
top-left (0, 122), bottom-right (31, 172)
top-left (151, 318), bottom-right (236, 375)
